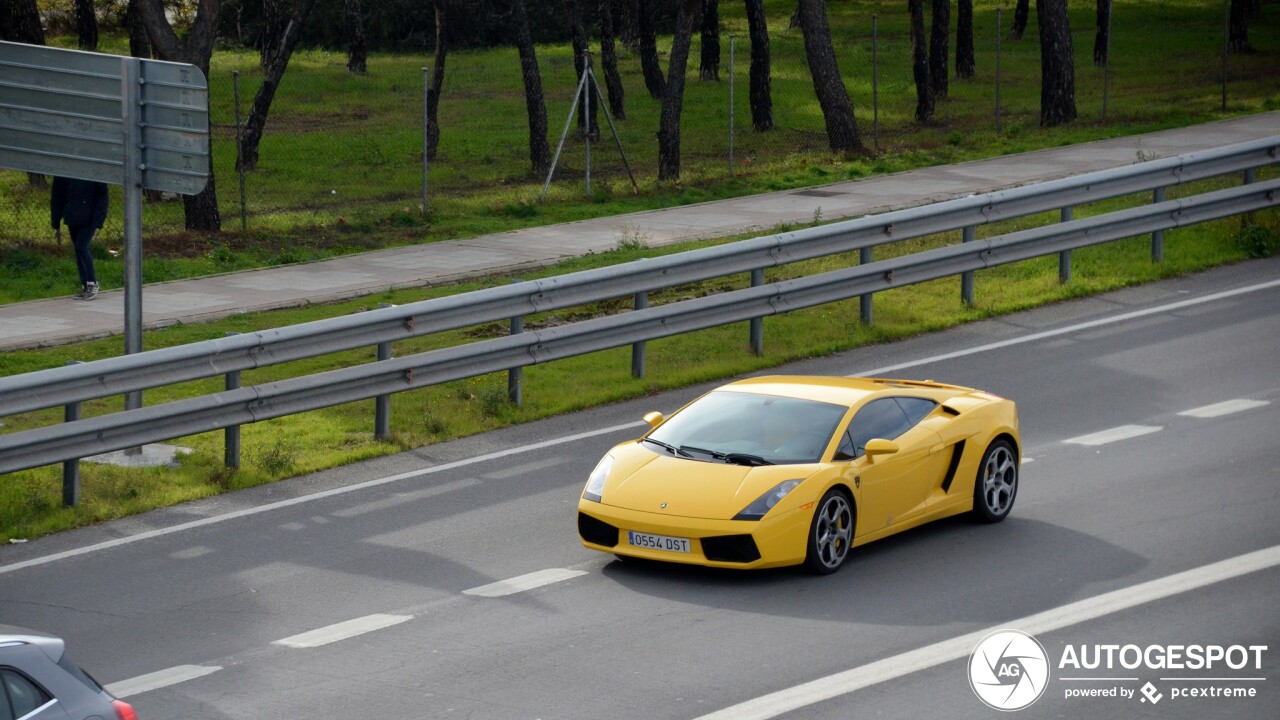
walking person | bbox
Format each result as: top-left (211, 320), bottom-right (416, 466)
top-left (51, 176), bottom-right (110, 300)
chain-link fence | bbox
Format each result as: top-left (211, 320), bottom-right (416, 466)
top-left (2, 3), bottom-right (1274, 249)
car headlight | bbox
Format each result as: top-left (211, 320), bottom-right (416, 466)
top-left (733, 479), bottom-right (803, 520)
top-left (583, 454), bottom-right (614, 502)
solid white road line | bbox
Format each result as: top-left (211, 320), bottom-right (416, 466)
top-left (1064, 424), bottom-right (1163, 446)
top-left (856, 278), bottom-right (1280, 377)
top-left (691, 544), bottom-right (1280, 720)
top-left (7, 278), bottom-right (1279, 577)
top-left (272, 613), bottom-right (413, 649)
top-left (1178, 399), bottom-right (1270, 418)
top-left (0, 421), bottom-right (643, 576)
top-left (463, 568), bottom-right (589, 598)
top-left (104, 664), bottom-right (222, 698)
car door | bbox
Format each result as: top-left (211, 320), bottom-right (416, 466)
top-left (837, 397), bottom-right (948, 537)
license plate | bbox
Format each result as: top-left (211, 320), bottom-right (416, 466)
top-left (628, 531), bottom-right (691, 553)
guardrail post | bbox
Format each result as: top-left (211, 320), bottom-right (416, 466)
top-left (375, 304), bottom-right (395, 440)
top-left (860, 248), bottom-right (874, 324)
top-left (1151, 187), bottom-right (1166, 262)
top-left (961, 226), bottom-right (976, 306)
top-left (749, 269), bottom-right (765, 355)
top-left (509, 283), bottom-right (524, 406)
top-left (632, 291), bottom-right (648, 377)
top-left (1058, 206), bottom-right (1073, 284)
top-left (1244, 168), bottom-right (1257, 186)
top-left (62, 360), bottom-right (82, 507)
top-left (224, 332), bottom-right (241, 468)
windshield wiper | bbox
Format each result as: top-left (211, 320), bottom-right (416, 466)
top-left (679, 445), bottom-right (725, 460)
top-left (643, 437), bottom-right (692, 457)
top-left (724, 453), bottom-right (773, 466)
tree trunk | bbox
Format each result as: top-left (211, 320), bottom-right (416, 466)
top-left (513, 0), bottom-right (550, 175)
top-left (956, 0), bottom-right (974, 78)
top-left (345, 0), bottom-right (368, 74)
top-left (1037, 0), bottom-right (1076, 127)
top-left (568, 0), bottom-right (600, 141)
top-left (929, 0), bottom-right (949, 98)
top-left (638, 0), bottom-right (666, 98)
top-left (136, 0), bottom-right (223, 231)
top-left (789, 2), bottom-right (801, 30)
top-left (74, 0), bottom-right (98, 50)
top-left (1229, 0), bottom-right (1250, 52)
top-left (1009, 0), bottom-right (1029, 40)
top-left (0, 0), bottom-right (45, 43)
top-left (618, 0), bottom-right (639, 50)
top-left (797, 0), bottom-right (862, 152)
top-left (1093, 0), bottom-right (1110, 66)
top-left (909, 0), bottom-right (934, 122)
top-left (699, 0), bottom-right (720, 80)
top-left (427, 0), bottom-right (447, 160)
top-left (744, 0), bottom-right (773, 131)
top-left (260, 0), bottom-right (284, 69)
top-left (657, 0), bottom-right (703, 180)
top-left (126, 0), bottom-right (151, 59)
top-left (239, 0), bottom-right (319, 171)
top-left (599, 0), bottom-right (627, 119)
top-left (1247, 0), bottom-right (1260, 21)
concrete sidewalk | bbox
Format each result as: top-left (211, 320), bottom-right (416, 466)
top-left (2, 112), bottom-right (1277, 353)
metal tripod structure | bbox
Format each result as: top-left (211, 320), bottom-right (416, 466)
top-left (541, 52), bottom-right (637, 201)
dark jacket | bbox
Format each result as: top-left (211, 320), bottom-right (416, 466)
top-left (51, 177), bottom-right (110, 230)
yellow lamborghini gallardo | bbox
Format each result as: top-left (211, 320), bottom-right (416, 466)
top-left (578, 376), bottom-right (1020, 574)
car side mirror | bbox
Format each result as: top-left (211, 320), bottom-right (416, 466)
top-left (643, 411), bottom-right (664, 428)
top-left (864, 439), bottom-right (899, 463)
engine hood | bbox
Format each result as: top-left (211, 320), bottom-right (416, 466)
top-left (600, 442), bottom-right (820, 520)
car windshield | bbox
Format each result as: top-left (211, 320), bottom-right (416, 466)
top-left (647, 391), bottom-right (848, 465)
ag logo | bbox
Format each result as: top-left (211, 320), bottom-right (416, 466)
top-left (969, 629), bottom-right (1050, 711)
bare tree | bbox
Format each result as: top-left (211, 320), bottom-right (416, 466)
top-left (239, 0), bottom-right (319, 171)
top-left (1, 0), bottom-right (48, 188)
top-left (599, 0), bottom-right (627, 119)
top-left (638, 0), bottom-right (666, 98)
top-left (744, 0), bottom-right (773, 131)
top-left (618, 0), bottom-right (639, 50)
top-left (512, 0), bottom-right (550, 174)
top-left (74, 0), bottom-right (98, 50)
top-left (427, 0), bottom-right (447, 160)
top-left (700, 0), bottom-right (720, 80)
top-left (1093, 0), bottom-right (1110, 66)
top-left (657, 0), bottom-right (703, 180)
top-left (797, 0), bottom-right (862, 152)
top-left (929, 0), bottom-right (949, 98)
top-left (956, 0), bottom-right (974, 78)
top-left (126, 0), bottom-right (151, 59)
top-left (135, 0), bottom-right (223, 231)
top-left (909, 0), bottom-right (934, 122)
top-left (1229, 0), bottom-right (1251, 52)
top-left (1009, 0), bottom-right (1029, 41)
top-left (345, 0), bottom-right (368, 74)
top-left (1037, 0), bottom-right (1076, 127)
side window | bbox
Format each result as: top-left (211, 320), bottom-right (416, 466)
top-left (895, 397), bottom-right (938, 426)
top-left (843, 398), bottom-right (911, 458)
top-left (1, 668), bottom-right (52, 719)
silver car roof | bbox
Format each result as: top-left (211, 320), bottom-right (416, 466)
top-left (0, 624), bottom-right (66, 664)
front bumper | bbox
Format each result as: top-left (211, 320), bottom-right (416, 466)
top-left (576, 499), bottom-right (812, 570)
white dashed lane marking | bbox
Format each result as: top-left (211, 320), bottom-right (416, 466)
top-left (1178, 399), bottom-right (1270, 418)
top-left (272, 613), bottom-right (413, 649)
top-left (104, 664), bottom-right (222, 698)
top-left (1064, 424), bottom-right (1163, 447)
top-left (463, 568), bottom-right (588, 598)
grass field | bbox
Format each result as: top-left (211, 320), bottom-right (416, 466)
top-left (1, 0), bottom-right (1277, 302)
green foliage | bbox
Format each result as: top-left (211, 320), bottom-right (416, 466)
top-left (1234, 223), bottom-right (1279, 258)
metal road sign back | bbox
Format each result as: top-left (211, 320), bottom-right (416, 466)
top-left (0, 40), bottom-right (209, 195)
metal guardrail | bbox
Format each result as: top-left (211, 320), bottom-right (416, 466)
top-left (2, 136), bottom-right (1277, 417)
top-left (2, 174), bottom-right (1277, 475)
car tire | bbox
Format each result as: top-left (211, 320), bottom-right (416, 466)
top-left (803, 488), bottom-right (854, 575)
top-left (973, 438), bottom-right (1018, 523)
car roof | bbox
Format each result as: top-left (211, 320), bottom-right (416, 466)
top-left (718, 375), bottom-right (974, 407)
top-left (0, 624), bottom-right (66, 664)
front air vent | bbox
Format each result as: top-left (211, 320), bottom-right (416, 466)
top-left (701, 535), bottom-right (761, 563)
top-left (578, 512), bottom-right (620, 547)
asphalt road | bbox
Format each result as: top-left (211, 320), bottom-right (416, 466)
top-left (2, 256), bottom-right (1278, 720)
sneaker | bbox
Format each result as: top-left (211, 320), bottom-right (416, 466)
top-left (75, 282), bottom-right (99, 301)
